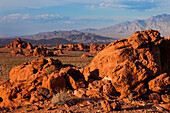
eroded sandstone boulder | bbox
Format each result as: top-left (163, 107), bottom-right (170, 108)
top-left (9, 58), bottom-right (62, 83)
top-left (83, 29), bottom-right (166, 98)
top-left (86, 79), bottom-right (117, 97)
top-left (0, 58), bottom-right (87, 108)
top-left (59, 67), bottom-right (86, 89)
top-left (148, 73), bottom-right (170, 93)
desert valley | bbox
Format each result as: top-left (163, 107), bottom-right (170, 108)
top-left (0, 0), bottom-right (170, 112)
top-left (0, 29), bottom-right (169, 113)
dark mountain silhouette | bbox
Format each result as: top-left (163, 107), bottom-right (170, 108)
top-left (20, 30), bottom-right (115, 45)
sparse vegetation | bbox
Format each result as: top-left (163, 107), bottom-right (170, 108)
top-left (51, 92), bottom-right (71, 105)
top-left (128, 93), bottom-right (133, 102)
top-left (0, 48), bottom-right (95, 81)
top-left (46, 66), bottom-right (54, 75)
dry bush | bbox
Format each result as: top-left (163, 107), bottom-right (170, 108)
top-left (46, 66), bottom-right (54, 75)
top-left (51, 92), bottom-right (71, 105)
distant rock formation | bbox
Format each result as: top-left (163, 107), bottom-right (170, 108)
top-left (55, 43), bottom-right (107, 52)
top-left (5, 38), bottom-right (33, 49)
top-left (6, 38), bottom-right (55, 57)
top-left (6, 38), bottom-right (108, 57)
top-left (90, 43), bottom-right (107, 52)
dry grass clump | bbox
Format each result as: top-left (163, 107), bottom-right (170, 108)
top-left (51, 92), bottom-right (71, 105)
top-left (46, 66), bottom-right (55, 75)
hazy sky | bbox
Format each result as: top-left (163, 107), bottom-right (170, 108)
top-left (0, 0), bottom-right (170, 37)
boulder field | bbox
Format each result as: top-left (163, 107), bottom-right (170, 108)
top-left (6, 38), bottom-right (56, 57)
top-left (6, 38), bottom-right (107, 57)
top-left (0, 29), bottom-right (169, 112)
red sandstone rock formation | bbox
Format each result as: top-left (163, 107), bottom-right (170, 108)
top-left (5, 38), bottom-right (33, 49)
top-left (54, 49), bottom-right (63, 55)
top-left (90, 43), bottom-right (107, 52)
top-left (83, 29), bottom-right (170, 99)
top-left (55, 43), bottom-right (106, 52)
top-left (6, 38), bottom-right (55, 57)
top-left (1, 30), bottom-right (170, 112)
top-left (25, 46), bottom-right (50, 57)
top-left (0, 58), bottom-right (86, 108)
top-left (11, 48), bottom-right (24, 56)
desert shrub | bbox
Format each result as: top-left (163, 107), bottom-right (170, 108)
top-left (128, 93), bottom-right (133, 101)
top-left (51, 92), bottom-right (71, 105)
top-left (46, 66), bottom-right (54, 75)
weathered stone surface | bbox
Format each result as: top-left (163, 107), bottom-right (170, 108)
top-left (0, 58), bottom-right (88, 108)
top-left (110, 101), bottom-right (121, 110)
top-left (83, 29), bottom-right (165, 98)
top-left (161, 94), bottom-right (170, 103)
top-left (73, 88), bottom-right (86, 98)
top-left (0, 82), bottom-right (14, 107)
top-left (90, 43), bottom-right (107, 52)
top-left (86, 79), bottom-right (117, 97)
top-left (133, 83), bottom-right (147, 99)
top-left (9, 58), bottom-right (63, 83)
top-left (42, 73), bottom-right (66, 92)
top-left (59, 67), bottom-right (86, 89)
top-left (102, 80), bottom-right (117, 95)
top-left (100, 100), bottom-right (112, 111)
top-left (30, 87), bottom-right (52, 103)
top-left (5, 38), bottom-right (58, 57)
top-left (148, 73), bottom-right (170, 93)
top-left (148, 93), bottom-right (161, 101)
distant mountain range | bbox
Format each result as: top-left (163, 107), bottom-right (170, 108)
top-left (82, 14), bottom-right (170, 38)
top-left (1, 14), bottom-right (170, 46)
top-left (19, 30), bottom-right (115, 45)
top-left (0, 31), bottom-right (115, 46)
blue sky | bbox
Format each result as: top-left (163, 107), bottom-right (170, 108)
top-left (0, 0), bottom-right (170, 37)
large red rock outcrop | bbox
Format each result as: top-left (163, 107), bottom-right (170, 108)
top-left (9, 58), bottom-right (62, 82)
top-left (0, 58), bottom-right (86, 108)
top-left (83, 29), bottom-right (169, 98)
